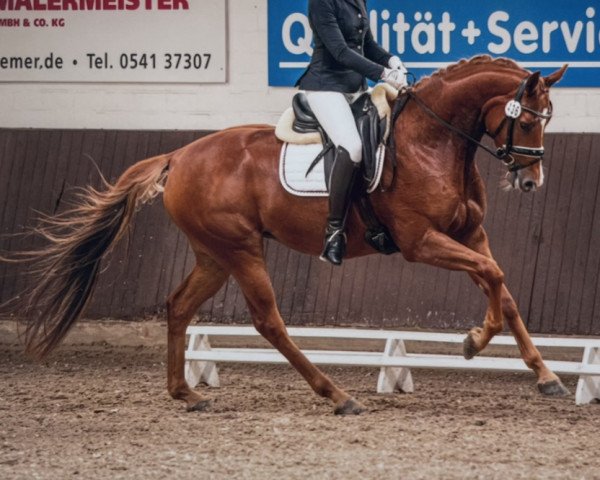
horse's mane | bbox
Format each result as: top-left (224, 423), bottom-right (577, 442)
top-left (414, 55), bottom-right (527, 88)
top-left (388, 56), bottom-right (529, 161)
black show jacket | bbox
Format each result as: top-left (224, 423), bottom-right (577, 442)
top-left (296, 0), bottom-right (392, 93)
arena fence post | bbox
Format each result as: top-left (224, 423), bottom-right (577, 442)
top-left (376, 338), bottom-right (414, 394)
top-left (184, 334), bottom-right (220, 388)
top-left (576, 346), bottom-right (600, 405)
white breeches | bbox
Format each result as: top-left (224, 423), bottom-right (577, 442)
top-left (305, 90), bottom-right (363, 163)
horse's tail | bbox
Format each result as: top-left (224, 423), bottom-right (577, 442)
top-left (14, 154), bottom-right (171, 359)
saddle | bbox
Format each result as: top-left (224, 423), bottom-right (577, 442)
top-left (276, 85), bottom-right (405, 256)
top-left (290, 91), bottom-right (388, 186)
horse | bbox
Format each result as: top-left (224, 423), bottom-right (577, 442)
top-left (11, 56), bottom-right (568, 415)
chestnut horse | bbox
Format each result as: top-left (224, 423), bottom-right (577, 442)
top-left (15, 56), bottom-right (568, 415)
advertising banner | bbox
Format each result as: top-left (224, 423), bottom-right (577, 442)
top-left (268, 0), bottom-right (600, 87)
top-left (0, 0), bottom-right (226, 83)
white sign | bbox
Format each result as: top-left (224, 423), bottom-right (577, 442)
top-left (0, 0), bottom-right (226, 83)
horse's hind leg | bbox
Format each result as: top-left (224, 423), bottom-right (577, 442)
top-left (222, 242), bottom-right (364, 415)
top-left (166, 254), bottom-right (229, 411)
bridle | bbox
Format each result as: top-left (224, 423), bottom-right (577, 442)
top-left (404, 74), bottom-right (553, 173)
top-left (486, 76), bottom-right (553, 171)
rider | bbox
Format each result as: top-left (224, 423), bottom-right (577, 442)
top-left (296, 0), bottom-right (407, 266)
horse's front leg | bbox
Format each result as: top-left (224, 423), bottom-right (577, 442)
top-left (402, 228), bottom-right (506, 351)
top-left (465, 228), bottom-right (570, 396)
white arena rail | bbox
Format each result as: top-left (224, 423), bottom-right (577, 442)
top-left (184, 326), bottom-right (600, 405)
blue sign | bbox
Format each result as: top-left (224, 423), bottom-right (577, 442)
top-left (268, 0), bottom-right (600, 87)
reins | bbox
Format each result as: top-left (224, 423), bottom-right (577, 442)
top-left (406, 89), bottom-right (504, 161)
top-left (395, 75), bottom-right (553, 173)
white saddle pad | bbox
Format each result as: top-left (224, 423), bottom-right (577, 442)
top-left (278, 143), bottom-right (386, 198)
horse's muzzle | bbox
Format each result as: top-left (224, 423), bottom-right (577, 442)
top-left (520, 179), bottom-right (537, 192)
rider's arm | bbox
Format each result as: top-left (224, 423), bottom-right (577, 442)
top-left (309, 0), bottom-right (384, 82)
top-left (363, 29), bottom-right (392, 67)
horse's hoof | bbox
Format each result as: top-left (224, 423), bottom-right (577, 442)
top-left (334, 398), bottom-right (366, 416)
top-left (186, 399), bottom-right (211, 412)
top-left (537, 379), bottom-right (571, 397)
top-left (463, 333), bottom-right (479, 360)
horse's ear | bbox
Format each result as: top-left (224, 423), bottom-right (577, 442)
top-left (525, 71), bottom-right (541, 94)
top-left (544, 64), bottom-right (568, 87)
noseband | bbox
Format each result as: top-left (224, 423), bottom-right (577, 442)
top-left (405, 74), bottom-right (553, 173)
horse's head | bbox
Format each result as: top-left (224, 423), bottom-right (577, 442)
top-left (483, 65), bottom-right (567, 192)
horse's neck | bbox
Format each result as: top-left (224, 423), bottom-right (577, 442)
top-left (406, 70), bottom-right (519, 201)
top-left (422, 70), bottom-right (518, 138)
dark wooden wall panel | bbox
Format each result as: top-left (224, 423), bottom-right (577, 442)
top-left (1, 129), bottom-right (599, 335)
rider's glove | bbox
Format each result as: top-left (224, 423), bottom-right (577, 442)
top-left (381, 67), bottom-right (407, 90)
top-left (388, 56), bottom-right (404, 71)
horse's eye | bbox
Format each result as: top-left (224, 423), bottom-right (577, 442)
top-left (520, 121), bottom-right (534, 132)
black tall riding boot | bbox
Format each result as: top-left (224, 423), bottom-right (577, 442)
top-left (320, 146), bottom-right (360, 266)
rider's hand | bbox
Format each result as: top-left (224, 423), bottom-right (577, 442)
top-left (388, 56), bottom-right (405, 71)
top-left (381, 67), bottom-right (407, 90)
